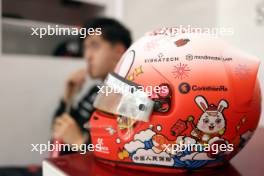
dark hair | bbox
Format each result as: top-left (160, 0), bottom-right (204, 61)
top-left (83, 18), bottom-right (132, 49)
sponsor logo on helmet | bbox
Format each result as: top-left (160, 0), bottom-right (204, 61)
top-left (172, 63), bottom-right (191, 80)
top-left (192, 85), bottom-right (228, 91)
top-left (185, 54), bottom-right (232, 62)
top-left (178, 83), bottom-right (228, 94)
top-left (145, 53), bottom-right (179, 63)
top-left (178, 82), bottom-right (191, 94)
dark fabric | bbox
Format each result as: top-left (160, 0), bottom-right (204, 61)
top-left (0, 167), bottom-right (42, 176)
top-left (53, 85), bottom-right (99, 155)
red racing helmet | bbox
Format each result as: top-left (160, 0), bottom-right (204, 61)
top-left (89, 28), bottom-right (261, 173)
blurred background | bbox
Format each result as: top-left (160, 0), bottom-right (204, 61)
top-left (0, 0), bottom-right (263, 166)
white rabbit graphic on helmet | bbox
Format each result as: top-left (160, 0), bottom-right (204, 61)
top-left (191, 95), bottom-right (228, 143)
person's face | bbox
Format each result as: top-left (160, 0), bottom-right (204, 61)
top-left (83, 35), bottom-right (125, 79)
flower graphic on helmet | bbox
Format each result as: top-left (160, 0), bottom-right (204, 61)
top-left (172, 63), bottom-right (191, 80)
top-left (235, 64), bottom-right (251, 79)
top-left (144, 38), bottom-right (160, 51)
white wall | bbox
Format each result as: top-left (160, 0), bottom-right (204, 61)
top-left (121, 0), bottom-right (217, 39)
top-left (0, 55), bottom-right (86, 166)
